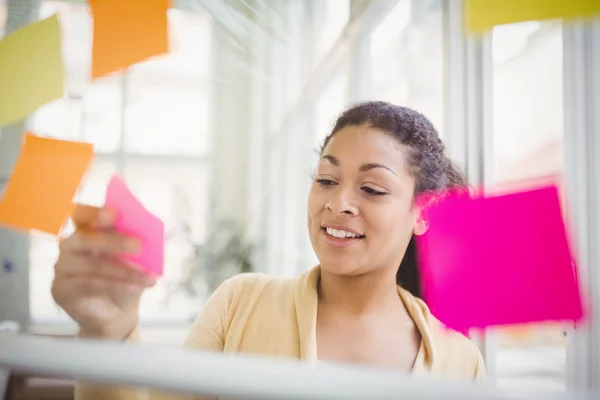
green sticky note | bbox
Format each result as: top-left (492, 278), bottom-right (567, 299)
top-left (0, 14), bottom-right (64, 127)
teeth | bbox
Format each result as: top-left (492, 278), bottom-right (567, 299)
top-left (325, 227), bottom-right (360, 239)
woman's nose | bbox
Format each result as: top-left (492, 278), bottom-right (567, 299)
top-left (325, 188), bottom-right (358, 216)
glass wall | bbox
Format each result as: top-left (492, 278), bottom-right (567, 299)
top-left (490, 20), bottom-right (566, 393)
top-left (314, 0), bottom-right (350, 65)
top-left (492, 21), bottom-right (563, 183)
top-left (314, 66), bottom-right (350, 149)
top-left (2, 0), bottom-right (597, 393)
top-left (28, 1), bottom-right (212, 324)
top-left (367, 0), bottom-right (445, 136)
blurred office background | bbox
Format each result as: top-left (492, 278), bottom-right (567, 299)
top-left (0, 0), bottom-right (598, 397)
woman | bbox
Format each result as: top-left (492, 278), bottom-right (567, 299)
top-left (52, 101), bottom-right (485, 399)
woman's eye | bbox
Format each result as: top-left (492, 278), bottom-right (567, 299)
top-left (361, 186), bottom-right (386, 196)
top-left (316, 179), bottom-right (337, 187)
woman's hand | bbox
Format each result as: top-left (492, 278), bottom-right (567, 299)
top-left (52, 205), bottom-right (157, 340)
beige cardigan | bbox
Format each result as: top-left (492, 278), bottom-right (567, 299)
top-left (76, 266), bottom-right (485, 399)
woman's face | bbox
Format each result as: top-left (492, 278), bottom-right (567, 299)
top-left (307, 124), bottom-right (426, 277)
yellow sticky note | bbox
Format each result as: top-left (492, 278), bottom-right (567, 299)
top-left (466, 0), bottom-right (600, 33)
top-left (90, 0), bottom-right (169, 79)
top-left (0, 15), bottom-right (64, 127)
top-left (0, 133), bottom-right (94, 235)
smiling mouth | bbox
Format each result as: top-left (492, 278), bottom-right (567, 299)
top-left (322, 227), bottom-right (365, 240)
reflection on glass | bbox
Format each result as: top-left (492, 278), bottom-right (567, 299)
top-left (491, 20), bottom-right (565, 393)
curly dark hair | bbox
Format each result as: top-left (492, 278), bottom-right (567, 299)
top-left (320, 101), bottom-right (467, 298)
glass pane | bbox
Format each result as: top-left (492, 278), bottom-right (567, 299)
top-left (39, 1), bottom-right (122, 153)
top-left (314, 66), bottom-right (349, 150)
top-left (122, 160), bottom-right (210, 321)
top-left (130, 9), bottom-right (211, 78)
top-left (491, 21), bottom-right (565, 394)
top-left (29, 160), bottom-right (118, 322)
top-left (30, 99), bottom-right (83, 141)
top-left (123, 86), bottom-right (209, 156)
top-left (493, 21), bottom-right (563, 182)
top-left (30, 0), bottom-right (88, 143)
top-left (74, 159), bottom-right (118, 206)
top-left (123, 9), bottom-right (211, 157)
top-left (316, 0), bottom-right (350, 62)
top-left (40, 1), bottom-right (92, 71)
top-left (368, 0), bottom-right (444, 137)
top-left (82, 77), bottom-right (123, 153)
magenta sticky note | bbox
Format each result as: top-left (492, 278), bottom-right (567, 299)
top-left (104, 175), bottom-right (164, 276)
top-left (416, 185), bottom-right (583, 331)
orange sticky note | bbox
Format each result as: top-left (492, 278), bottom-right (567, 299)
top-left (90, 0), bottom-right (169, 79)
top-left (0, 133), bottom-right (94, 235)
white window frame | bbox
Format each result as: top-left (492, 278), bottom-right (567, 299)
top-left (563, 17), bottom-right (600, 393)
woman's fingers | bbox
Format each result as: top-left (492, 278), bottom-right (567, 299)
top-left (55, 252), bottom-right (157, 287)
top-left (60, 229), bottom-right (140, 256)
top-left (56, 226), bottom-right (155, 288)
top-left (53, 212), bottom-right (153, 340)
top-left (71, 204), bottom-right (100, 228)
top-left (53, 275), bottom-right (143, 301)
top-left (72, 204), bottom-right (116, 230)
top-left (51, 275), bottom-right (147, 320)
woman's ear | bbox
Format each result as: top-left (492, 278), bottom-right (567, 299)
top-left (412, 193), bottom-right (432, 236)
top-left (413, 211), bottom-right (428, 236)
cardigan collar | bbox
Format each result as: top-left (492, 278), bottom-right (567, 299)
top-left (294, 265), bottom-right (435, 373)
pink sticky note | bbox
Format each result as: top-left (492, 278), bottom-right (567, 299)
top-left (416, 184), bottom-right (583, 331)
top-left (105, 175), bottom-right (164, 276)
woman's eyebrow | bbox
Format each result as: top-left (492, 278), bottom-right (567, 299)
top-left (359, 163), bottom-right (398, 177)
top-left (319, 154), bottom-right (398, 177)
top-left (319, 154), bottom-right (339, 166)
